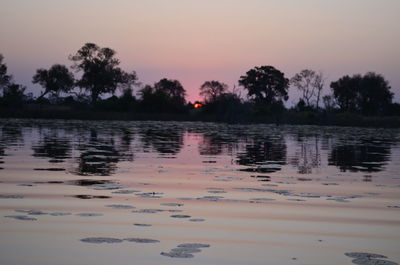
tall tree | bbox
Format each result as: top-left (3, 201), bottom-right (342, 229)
top-left (154, 78), bottom-right (186, 105)
top-left (330, 72), bottom-right (393, 115)
top-left (199, 80), bottom-right (228, 103)
top-left (239, 65), bottom-right (289, 104)
top-left (358, 72), bottom-right (393, 115)
top-left (291, 69), bottom-right (325, 109)
top-left (69, 43), bottom-right (137, 102)
top-left (32, 64), bottom-right (75, 100)
top-left (330, 75), bottom-right (361, 112)
top-left (0, 54), bottom-right (12, 93)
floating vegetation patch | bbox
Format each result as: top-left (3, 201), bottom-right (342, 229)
top-left (81, 237), bottom-right (123, 244)
top-left (49, 212), bottom-right (72, 216)
top-left (177, 243), bottom-right (210, 248)
top-left (161, 251), bottom-right (194, 258)
top-left (133, 209), bottom-right (165, 214)
top-left (124, 238), bottom-right (160, 243)
top-left (160, 203), bottom-right (183, 207)
top-left (76, 213), bottom-right (103, 217)
top-left (34, 168), bottom-right (65, 171)
top-left (0, 194), bottom-right (24, 199)
top-left (73, 195), bottom-right (111, 199)
top-left (5, 215), bottom-right (37, 221)
top-left (287, 198), bottom-right (306, 202)
top-left (14, 209), bottom-right (71, 216)
top-left (322, 183), bottom-right (339, 186)
top-left (161, 242), bottom-right (210, 258)
top-left (345, 253), bottom-right (388, 259)
top-left (345, 252), bottom-right (398, 265)
top-left (207, 190), bottom-right (226, 194)
top-left (112, 190), bottom-right (140, 194)
top-left (91, 183), bottom-right (126, 190)
top-left (387, 205), bottom-right (400, 209)
top-left (15, 210), bottom-right (48, 215)
top-left (170, 214), bottom-right (191, 218)
top-left (136, 192), bottom-right (164, 198)
top-left (199, 195), bottom-right (224, 201)
top-left (105, 204), bottom-right (136, 209)
top-left (327, 195), bottom-right (363, 203)
top-left (249, 198), bottom-right (275, 202)
top-left (17, 183), bottom-right (35, 187)
top-left (189, 218), bottom-right (205, 222)
top-left (134, 223), bottom-right (152, 227)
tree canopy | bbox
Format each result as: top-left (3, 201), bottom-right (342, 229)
top-left (331, 72), bottom-right (393, 115)
top-left (199, 80), bottom-right (228, 103)
top-left (32, 64), bottom-right (75, 100)
top-left (239, 65), bottom-right (289, 105)
top-left (138, 78), bottom-right (187, 113)
top-left (291, 69), bottom-right (324, 109)
top-left (0, 54), bottom-right (12, 92)
top-left (69, 43), bottom-right (137, 102)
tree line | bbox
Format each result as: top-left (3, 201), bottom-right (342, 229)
top-left (1, 43), bottom-right (399, 119)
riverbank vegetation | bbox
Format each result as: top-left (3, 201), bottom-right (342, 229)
top-left (1, 43), bottom-right (399, 127)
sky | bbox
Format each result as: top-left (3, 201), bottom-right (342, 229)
top-left (1, 0), bottom-right (399, 104)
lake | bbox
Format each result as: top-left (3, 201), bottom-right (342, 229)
top-left (0, 119), bottom-right (399, 265)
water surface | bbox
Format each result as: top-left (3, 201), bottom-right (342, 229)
top-left (1, 119), bottom-right (399, 265)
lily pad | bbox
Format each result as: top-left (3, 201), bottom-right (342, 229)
top-left (76, 213), bottom-right (103, 217)
top-left (160, 251), bottom-right (194, 258)
top-left (81, 237), bottom-right (123, 244)
top-left (177, 243), bottom-right (210, 248)
top-left (170, 214), bottom-right (191, 218)
top-left (5, 215), bottom-right (37, 221)
top-left (124, 238), bottom-right (160, 243)
top-left (105, 204), bottom-right (136, 209)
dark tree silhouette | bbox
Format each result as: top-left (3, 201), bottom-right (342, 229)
top-left (138, 79), bottom-right (187, 113)
top-left (239, 65), bottom-right (289, 104)
top-left (2, 83), bottom-right (27, 107)
top-left (154, 78), bottom-right (186, 105)
top-left (358, 72), bottom-right (393, 115)
top-left (330, 72), bottom-right (393, 115)
top-left (199, 80), bottom-right (228, 103)
top-left (291, 69), bottom-right (325, 109)
top-left (330, 75), bottom-right (361, 112)
top-left (32, 64), bottom-right (75, 100)
top-left (0, 54), bottom-right (12, 93)
top-left (69, 43), bottom-right (137, 102)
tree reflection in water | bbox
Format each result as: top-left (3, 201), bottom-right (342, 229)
top-left (75, 128), bottom-right (133, 176)
top-left (32, 135), bottom-right (72, 163)
top-left (236, 135), bottom-right (287, 173)
top-left (139, 123), bottom-right (184, 156)
top-left (329, 140), bottom-right (391, 173)
top-left (0, 123), bottom-right (24, 167)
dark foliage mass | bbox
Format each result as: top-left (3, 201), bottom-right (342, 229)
top-left (0, 44), bottom-right (399, 125)
top-left (69, 43), bottom-right (137, 103)
top-left (330, 73), bottom-right (393, 115)
top-left (32, 64), bottom-right (75, 100)
top-left (239, 65), bottom-right (289, 105)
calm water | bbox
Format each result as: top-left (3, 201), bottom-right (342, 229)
top-left (0, 119), bottom-right (399, 265)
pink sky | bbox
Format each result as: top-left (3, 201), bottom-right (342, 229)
top-left (1, 0), bottom-right (399, 103)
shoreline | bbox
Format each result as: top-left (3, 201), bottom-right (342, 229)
top-left (1, 108), bottom-right (400, 128)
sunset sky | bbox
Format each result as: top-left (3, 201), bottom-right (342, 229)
top-left (1, 0), bottom-right (399, 103)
